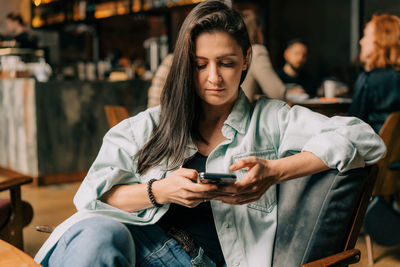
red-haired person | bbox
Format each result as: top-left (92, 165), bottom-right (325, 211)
top-left (349, 14), bottom-right (400, 133)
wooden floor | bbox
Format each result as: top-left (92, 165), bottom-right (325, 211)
top-left (1, 181), bottom-right (400, 266)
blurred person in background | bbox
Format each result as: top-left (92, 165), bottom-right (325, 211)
top-left (4, 12), bottom-right (37, 49)
top-left (278, 39), bottom-right (315, 98)
top-left (349, 14), bottom-right (400, 133)
top-left (240, 9), bottom-right (285, 102)
top-left (147, 53), bottom-right (173, 108)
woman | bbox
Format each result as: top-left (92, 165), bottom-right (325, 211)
top-left (240, 9), bottom-right (286, 102)
top-left (35, 1), bottom-right (385, 267)
top-left (349, 14), bottom-right (400, 133)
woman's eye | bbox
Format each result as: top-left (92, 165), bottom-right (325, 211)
top-left (196, 64), bottom-right (207, 70)
top-left (220, 62), bottom-right (234, 67)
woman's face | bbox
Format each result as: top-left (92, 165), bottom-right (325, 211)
top-left (360, 22), bottom-right (375, 63)
top-left (194, 31), bottom-right (249, 109)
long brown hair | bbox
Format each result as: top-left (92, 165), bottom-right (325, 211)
top-left (366, 14), bottom-right (400, 71)
top-left (136, 0), bottom-right (251, 174)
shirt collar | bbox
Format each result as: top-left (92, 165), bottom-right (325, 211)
top-left (185, 88), bottom-right (251, 151)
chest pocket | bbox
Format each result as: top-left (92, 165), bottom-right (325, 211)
top-left (232, 149), bottom-right (277, 213)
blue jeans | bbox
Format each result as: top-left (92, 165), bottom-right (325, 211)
top-left (48, 216), bottom-right (216, 267)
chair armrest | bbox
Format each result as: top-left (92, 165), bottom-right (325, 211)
top-left (299, 249), bottom-right (360, 267)
top-left (0, 167), bottom-right (33, 191)
top-left (0, 176), bottom-right (33, 192)
top-left (0, 169), bottom-right (33, 250)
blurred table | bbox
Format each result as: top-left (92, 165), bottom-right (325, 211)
top-left (288, 97), bottom-right (352, 117)
top-left (0, 239), bottom-right (41, 266)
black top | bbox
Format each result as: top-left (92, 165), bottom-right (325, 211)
top-left (157, 152), bottom-right (224, 264)
top-left (349, 68), bottom-right (400, 133)
top-left (277, 69), bottom-right (316, 97)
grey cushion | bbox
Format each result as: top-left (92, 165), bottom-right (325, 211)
top-left (272, 168), bottom-right (367, 267)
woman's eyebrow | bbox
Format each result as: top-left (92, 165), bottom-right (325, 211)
top-left (195, 53), bottom-right (238, 60)
top-left (217, 54), bottom-right (238, 59)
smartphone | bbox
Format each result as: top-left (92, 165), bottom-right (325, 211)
top-left (198, 172), bottom-right (237, 185)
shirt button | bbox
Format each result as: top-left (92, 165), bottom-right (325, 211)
top-left (233, 260), bottom-right (240, 266)
top-left (223, 222), bottom-right (229, 228)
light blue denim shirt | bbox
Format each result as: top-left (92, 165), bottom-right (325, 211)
top-left (35, 90), bottom-right (386, 266)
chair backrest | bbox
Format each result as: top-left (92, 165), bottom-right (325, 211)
top-left (104, 105), bottom-right (130, 128)
top-left (374, 112), bottom-right (400, 196)
top-left (344, 165), bottom-right (378, 250)
top-left (273, 165), bottom-right (378, 267)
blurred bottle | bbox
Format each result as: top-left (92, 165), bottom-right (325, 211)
top-left (160, 30), bottom-right (169, 61)
top-left (132, 0), bottom-right (141, 12)
top-left (33, 58), bottom-right (52, 82)
top-left (77, 62), bottom-right (85, 80)
top-left (143, 37), bottom-right (159, 74)
top-left (86, 62), bottom-right (96, 81)
top-left (73, 1), bottom-right (87, 21)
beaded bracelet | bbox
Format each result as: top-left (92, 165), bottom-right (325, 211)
top-left (147, 179), bottom-right (162, 207)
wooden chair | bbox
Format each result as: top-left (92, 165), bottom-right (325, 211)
top-left (364, 112), bottom-right (400, 265)
top-left (104, 105), bottom-right (130, 128)
top-left (34, 168), bottom-right (378, 267)
top-left (0, 168), bottom-right (33, 250)
top-left (276, 165), bottom-right (378, 267)
top-left (373, 112), bottom-right (400, 197)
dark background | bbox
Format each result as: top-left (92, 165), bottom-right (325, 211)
top-left (29, 0), bottom-right (400, 91)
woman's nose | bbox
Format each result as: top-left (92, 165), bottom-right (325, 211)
top-left (208, 65), bottom-right (221, 84)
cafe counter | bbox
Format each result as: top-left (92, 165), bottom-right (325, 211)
top-left (0, 78), bottom-right (150, 185)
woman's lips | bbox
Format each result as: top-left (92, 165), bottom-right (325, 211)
top-left (206, 88), bottom-right (224, 92)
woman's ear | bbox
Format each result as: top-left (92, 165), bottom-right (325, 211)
top-left (243, 47), bottom-right (252, 71)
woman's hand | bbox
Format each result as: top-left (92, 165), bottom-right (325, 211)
top-left (214, 152), bottom-right (329, 205)
top-left (287, 86), bottom-right (306, 95)
top-left (152, 168), bottom-right (219, 208)
top-left (213, 157), bottom-right (281, 205)
top-left (103, 152), bottom-right (327, 212)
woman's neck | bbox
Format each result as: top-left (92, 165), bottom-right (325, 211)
top-left (200, 103), bottom-right (233, 126)
top-left (195, 103), bottom-right (233, 156)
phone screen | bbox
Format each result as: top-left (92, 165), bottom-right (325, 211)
top-left (198, 172), bottom-right (237, 185)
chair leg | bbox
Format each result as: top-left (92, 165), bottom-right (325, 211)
top-left (365, 234), bottom-right (374, 265)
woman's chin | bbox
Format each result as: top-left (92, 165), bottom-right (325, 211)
top-left (202, 97), bottom-right (236, 108)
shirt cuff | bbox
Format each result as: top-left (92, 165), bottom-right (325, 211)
top-left (302, 131), bottom-right (365, 173)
